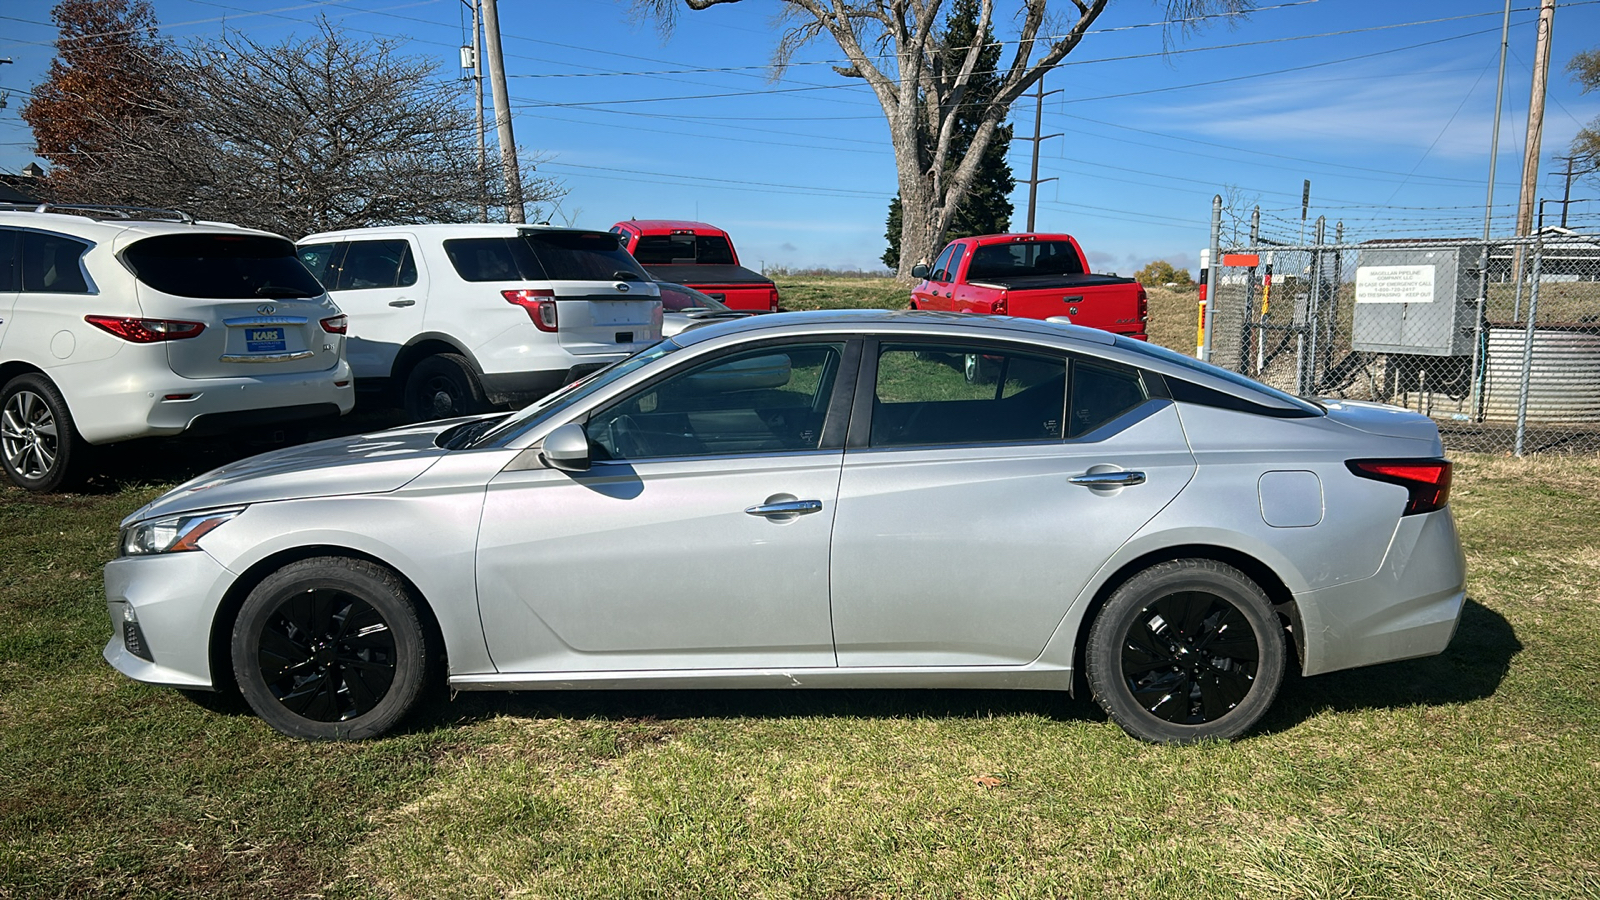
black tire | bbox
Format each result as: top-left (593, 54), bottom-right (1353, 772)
top-left (1086, 559), bottom-right (1285, 743)
top-left (403, 353), bottom-right (489, 422)
top-left (0, 373), bottom-right (88, 492)
top-left (231, 557), bottom-right (431, 740)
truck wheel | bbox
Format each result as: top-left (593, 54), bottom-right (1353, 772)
top-left (1086, 559), bottom-right (1285, 744)
top-left (1, 373), bottom-right (88, 492)
top-left (404, 354), bottom-right (489, 422)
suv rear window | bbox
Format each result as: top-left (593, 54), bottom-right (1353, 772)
top-left (124, 234), bottom-right (324, 299)
top-left (523, 231), bottom-right (650, 281)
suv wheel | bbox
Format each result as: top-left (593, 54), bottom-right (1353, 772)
top-left (403, 353), bottom-right (489, 422)
top-left (1, 374), bottom-right (87, 492)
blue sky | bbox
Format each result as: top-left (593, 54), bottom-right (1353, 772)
top-left (3, 0), bottom-right (1599, 275)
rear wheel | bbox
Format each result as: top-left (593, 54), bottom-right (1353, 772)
top-left (1086, 559), bottom-right (1285, 743)
top-left (1, 373), bottom-right (87, 492)
top-left (232, 557), bottom-right (431, 740)
top-left (403, 353), bottom-right (489, 422)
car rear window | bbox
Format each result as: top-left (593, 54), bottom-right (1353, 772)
top-left (444, 237), bottom-right (541, 282)
top-left (124, 234), bottom-right (324, 299)
top-left (965, 241), bottom-right (1085, 280)
top-left (631, 233), bottom-right (736, 266)
top-left (524, 231), bottom-right (650, 281)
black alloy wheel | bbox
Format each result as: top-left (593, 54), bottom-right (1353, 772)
top-left (233, 557), bottom-right (430, 740)
top-left (1087, 559), bottom-right (1285, 743)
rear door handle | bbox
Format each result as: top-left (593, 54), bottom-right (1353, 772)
top-left (1070, 471), bottom-right (1146, 487)
top-left (745, 500), bottom-right (823, 518)
top-left (388, 299), bottom-right (416, 307)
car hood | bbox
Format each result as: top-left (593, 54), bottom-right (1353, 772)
top-left (1320, 399), bottom-right (1443, 446)
top-left (123, 420), bottom-right (466, 525)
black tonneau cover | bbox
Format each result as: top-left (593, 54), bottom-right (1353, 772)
top-left (644, 263), bottom-right (774, 286)
top-left (966, 272), bottom-right (1137, 291)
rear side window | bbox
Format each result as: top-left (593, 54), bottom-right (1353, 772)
top-left (522, 231), bottom-right (649, 281)
top-left (336, 240), bottom-right (416, 290)
top-left (871, 344), bottom-right (1066, 447)
top-left (0, 230), bottom-right (17, 292)
top-left (444, 238), bottom-right (541, 282)
top-left (21, 231), bottom-right (91, 294)
top-left (1068, 358), bottom-right (1148, 438)
top-left (124, 234), bottom-right (322, 299)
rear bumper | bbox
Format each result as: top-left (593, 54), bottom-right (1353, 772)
top-left (1294, 508), bottom-right (1467, 676)
top-left (479, 362), bottom-right (613, 407)
top-left (60, 359), bottom-right (355, 444)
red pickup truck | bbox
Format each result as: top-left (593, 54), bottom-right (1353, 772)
top-left (611, 220), bottom-right (780, 313)
top-left (910, 233), bottom-right (1148, 340)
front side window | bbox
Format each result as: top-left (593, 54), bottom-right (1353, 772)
top-left (21, 231), bottom-right (91, 294)
top-left (871, 344), bottom-right (1066, 447)
top-left (297, 242), bottom-right (341, 286)
top-left (124, 234), bottom-right (324, 299)
top-left (522, 231), bottom-right (649, 281)
top-left (929, 245), bottom-right (956, 283)
top-left (336, 240), bottom-right (411, 291)
top-left (588, 343), bottom-right (845, 460)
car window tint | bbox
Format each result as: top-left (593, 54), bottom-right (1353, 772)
top-left (1068, 358), bottom-right (1149, 438)
top-left (297, 242), bottom-right (341, 286)
top-left (630, 233), bottom-right (693, 265)
top-left (445, 238), bottom-right (526, 282)
top-left (588, 343), bottom-right (844, 460)
top-left (336, 240), bottom-right (408, 290)
top-left (930, 245), bottom-right (956, 282)
top-left (524, 231), bottom-right (649, 281)
top-left (946, 244), bottom-right (966, 281)
top-left (123, 234), bottom-right (326, 300)
top-left (397, 243), bottom-right (418, 286)
top-left (695, 235), bottom-right (736, 265)
top-left (0, 230), bottom-right (18, 292)
top-left (871, 344), bottom-right (1065, 447)
top-left (966, 240), bottom-right (1085, 280)
top-left (20, 231), bottom-right (91, 294)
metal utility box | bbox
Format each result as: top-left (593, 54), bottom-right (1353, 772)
top-left (1352, 247), bottom-right (1477, 357)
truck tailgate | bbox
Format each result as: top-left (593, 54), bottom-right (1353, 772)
top-left (976, 274), bottom-right (1146, 336)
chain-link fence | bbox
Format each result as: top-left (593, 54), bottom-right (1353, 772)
top-left (1205, 230), bottom-right (1600, 455)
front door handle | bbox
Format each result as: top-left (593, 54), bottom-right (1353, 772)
top-left (745, 500), bottom-right (823, 518)
top-left (1070, 471), bottom-right (1146, 487)
top-left (388, 299), bottom-right (416, 307)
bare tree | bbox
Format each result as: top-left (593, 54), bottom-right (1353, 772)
top-left (51, 19), bottom-right (562, 238)
top-left (638, 0), bottom-right (1251, 281)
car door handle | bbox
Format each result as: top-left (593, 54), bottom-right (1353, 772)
top-left (1070, 471), bottom-right (1146, 487)
top-left (745, 500), bottom-right (823, 517)
top-left (388, 299), bottom-right (416, 307)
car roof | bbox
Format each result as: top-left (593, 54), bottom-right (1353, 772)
top-left (616, 220), bottom-right (726, 235)
top-left (298, 223), bottom-right (609, 243)
top-left (674, 310), bottom-right (1319, 415)
top-left (0, 209), bottom-right (269, 245)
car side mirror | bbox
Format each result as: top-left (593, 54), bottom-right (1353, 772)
top-left (910, 263), bottom-right (930, 279)
top-left (542, 422), bottom-right (591, 472)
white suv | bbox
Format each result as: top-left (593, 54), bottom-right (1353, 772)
top-left (297, 224), bottom-right (663, 420)
top-left (0, 204), bottom-right (354, 491)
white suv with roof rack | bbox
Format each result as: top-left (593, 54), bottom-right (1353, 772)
top-left (0, 203), bottom-right (354, 491)
top-left (296, 224), bottom-right (663, 420)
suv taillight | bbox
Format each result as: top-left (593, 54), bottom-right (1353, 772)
top-left (1346, 459), bottom-right (1453, 515)
top-left (320, 314), bottom-right (348, 334)
top-left (504, 289), bottom-right (558, 332)
top-left (85, 315), bottom-right (205, 343)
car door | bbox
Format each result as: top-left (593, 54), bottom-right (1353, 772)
top-left (912, 244), bottom-right (960, 311)
top-left (475, 339), bottom-right (858, 674)
top-left (318, 238), bottom-right (424, 380)
top-left (828, 339), bottom-right (1197, 667)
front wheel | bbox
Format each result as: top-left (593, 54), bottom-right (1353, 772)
top-left (1086, 559), bottom-right (1285, 743)
top-left (1, 373), bottom-right (87, 492)
top-left (232, 557), bottom-right (431, 740)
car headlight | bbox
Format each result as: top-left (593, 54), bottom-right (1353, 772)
top-left (120, 507), bottom-right (245, 557)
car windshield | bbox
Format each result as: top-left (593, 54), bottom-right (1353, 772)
top-left (1116, 336), bottom-right (1325, 414)
top-left (125, 234), bottom-right (325, 299)
top-left (472, 341), bottom-right (679, 447)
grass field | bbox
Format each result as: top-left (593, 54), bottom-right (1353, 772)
top-left (2, 278), bottom-right (1596, 898)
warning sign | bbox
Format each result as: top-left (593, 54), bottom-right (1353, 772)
top-left (1356, 265), bottom-right (1435, 303)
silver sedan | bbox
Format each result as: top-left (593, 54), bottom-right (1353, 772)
top-left (104, 311), bottom-right (1466, 743)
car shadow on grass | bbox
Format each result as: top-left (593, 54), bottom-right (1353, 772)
top-left (400, 597), bottom-right (1517, 739)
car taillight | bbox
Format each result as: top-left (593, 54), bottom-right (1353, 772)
top-left (769, 286), bottom-right (780, 313)
top-left (1137, 285), bottom-right (1149, 323)
top-left (320, 314), bottom-right (348, 334)
top-left (504, 289), bottom-right (558, 332)
top-left (1346, 459), bottom-right (1453, 515)
top-left (85, 315), bottom-right (205, 343)
top-left (994, 292), bottom-right (1008, 316)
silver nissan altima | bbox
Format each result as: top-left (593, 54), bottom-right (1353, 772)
top-left (104, 311), bottom-right (1465, 743)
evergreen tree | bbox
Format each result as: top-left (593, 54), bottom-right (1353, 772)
top-left (881, 0), bottom-right (1014, 272)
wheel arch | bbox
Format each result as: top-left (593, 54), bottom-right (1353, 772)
top-left (1067, 542), bottom-right (1301, 697)
top-left (390, 334), bottom-right (482, 384)
top-left (205, 544), bottom-right (448, 695)
top-left (0, 360), bottom-right (49, 389)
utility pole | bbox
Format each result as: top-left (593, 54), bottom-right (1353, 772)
top-left (1550, 155), bottom-right (1598, 228)
top-left (481, 0), bottom-right (523, 223)
top-left (1018, 75), bottom-right (1062, 231)
top-left (1515, 0), bottom-right (1556, 238)
top-left (472, 0), bottom-right (487, 222)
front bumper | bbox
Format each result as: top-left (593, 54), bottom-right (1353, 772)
top-left (1294, 507), bottom-right (1467, 677)
top-left (102, 550), bottom-right (237, 690)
